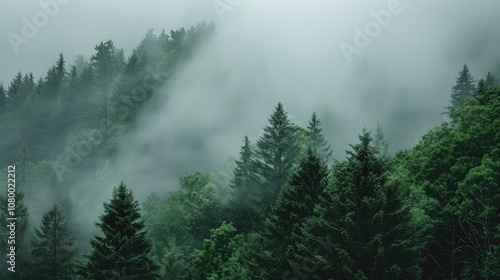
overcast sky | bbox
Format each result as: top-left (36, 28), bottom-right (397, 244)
top-left (2, 0), bottom-right (500, 200)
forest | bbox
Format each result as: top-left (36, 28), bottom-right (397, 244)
top-left (0, 19), bottom-right (499, 280)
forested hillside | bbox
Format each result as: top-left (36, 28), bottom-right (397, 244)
top-left (0, 21), bottom-right (499, 280)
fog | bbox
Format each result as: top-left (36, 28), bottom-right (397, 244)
top-left (113, 0), bottom-right (500, 195)
top-left (2, 0), bottom-right (500, 248)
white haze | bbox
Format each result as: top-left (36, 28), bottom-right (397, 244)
top-left (114, 0), bottom-right (500, 197)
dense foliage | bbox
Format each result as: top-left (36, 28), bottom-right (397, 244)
top-left (0, 20), bottom-right (499, 279)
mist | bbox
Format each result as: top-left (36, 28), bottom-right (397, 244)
top-left (1, 0), bottom-right (500, 272)
top-left (109, 0), bottom-right (500, 196)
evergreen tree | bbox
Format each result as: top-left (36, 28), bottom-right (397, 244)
top-left (373, 123), bottom-right (389, 157)
top-left (90, 40), bottom-right (125, 139)
top-left (253, 102), bottom-right (301, 219)
top-left (260, 149), bottom-right (329, 279)
top-left (227, 135), bottom-right (260, 232)
top-left (306, 112), bottom-right (333, 163)
top-left (447, 64), bottom-right (476, 115)
top-left (29, 204), bottom-right (76, 280)
top-left (289, 131), bottom-right (424, 279)
top-left (0, 84), bottom-right (6, 114)
top-left (56, 53), bottom-right (66, 79)
top-left (43, 66), bottom-right (62, 105)
top-left (80, 182), bottom-right (159, 279)
top-left (20, 73), bottom-right (35, 98)
top-left (476, 73), bottom-right (498, 105)
top-left (485, 71), bottom-right (497, 87)
top-left (6, 72), bottom-right (24, 107)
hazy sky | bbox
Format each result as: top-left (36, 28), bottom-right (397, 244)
top-left (2, 0), bottom-right (500, 200)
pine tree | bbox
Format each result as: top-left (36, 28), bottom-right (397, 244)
top-left (261, 149), bottom-right (329, 279)
top-left (306, 112), bottom-right (333, 163)
top-left (253, 102), bottom-right (302, 218)
top-left (373, 123), bottom-right (389, 157)
top-left (228, 135), bottom-right (260, 232)
top-left (29, 204), bottom-right (76, 280)
top-left (20, 73), bottom-right (35, 98)
top-left (90, 40), bottom-right (125, 139)
top-left (0, 84), bottom-right (6, 115)
top-left (289, 131), bottom-right (424, 279)
top-left (56, 53), bottom-right (66, 79)
top-left (476, 72), bottom-right (498, 105)
top-left (447, 64), bottom-right (476, 115)
top-left (6, 72), bottom-right (24, 107)
top-left (485, 72), bottom-right (497, 87)
top-left (80, 182), bottom-right (159, 279)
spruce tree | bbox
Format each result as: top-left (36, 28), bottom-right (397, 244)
top-left (485, 71), bottom-right (497, 87)
top-left (476, 73), bottom-right (498, 105)
top-left (0, 84), bottom-right (6, 114)
top-left (289, 131), bottom-right (424, 279)
top-left (261, 149), bottom-right (329, 279)
top-left (253, 102), bottom-right (301, 218)
top-left (373, 123), bottom-right (389, 157)
top-left (29, 204), bottom-right (76, 280)
top-left (447, 64), bottom-right (476, 115)
top-left (81, 182), bottom-right (159, 279)
top-left (228, 135), bottom-right (260, 232)
top-left (6, 72), bottom-right (23, 105)
top-left (90, 40), bottom-right (125, 139)
top-left (306, 112), bottom-right (333, 163)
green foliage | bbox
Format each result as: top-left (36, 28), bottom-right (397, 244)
top-left (80, 182), bottom-right (159, 279)
top-left (456, 153), bottom-right (500, 279)
top-left (142, 192), bottom-right (192, 265)
top-left (446, 64), bottom-right (476, 115)
top-left (29, 204), bottom-right (76, 280)
top-left (373, 123), bottom-right (389, 157)
top-left (178, 171), bottom-right (225, 242)
top-left (289, 131), bottom-right (424, 280)
top-left (0, 84), bottom-right (6, 114)
top-left (306, 112), bottom-right (333, 163)
top-left (227, 136), bottom-right (261, 232)
top-left (190, 222), bottom-right (249, 280)
top-left (402, 86), bottom-right (500, 278)
top-left (260, 149), bottom-right (329, 279)
top-left (252, 102), bottom-right (302, 219)
top-left (162, 238), bottom-right (189, 280)
top-left (142, 171), bottom-right (227, 279)
top-left (2, 18), bottom-right (500, 280)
